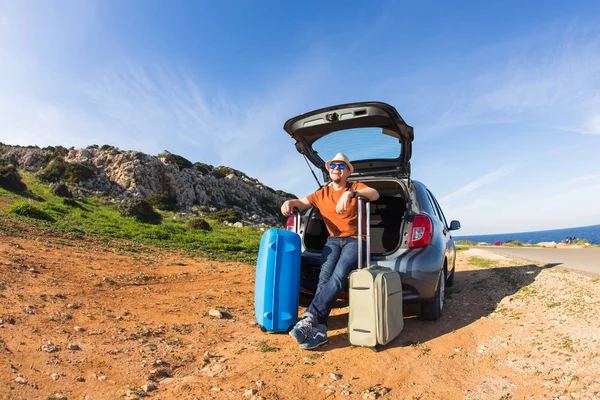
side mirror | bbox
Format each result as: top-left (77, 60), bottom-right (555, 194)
top-left (449, 220), bottom-right (461, 231)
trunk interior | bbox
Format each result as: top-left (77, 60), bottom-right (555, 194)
top-left (302, 180), bottom-right (408, 255)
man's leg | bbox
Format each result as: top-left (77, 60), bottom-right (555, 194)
top-left (300, 238), bottom-right (361, 350)
top-left (305, 238), bottom-right (359, 327)
top-left (305, 238), bottom-right (340, 321)
top-left (290, 238), bottom-right (340, 344)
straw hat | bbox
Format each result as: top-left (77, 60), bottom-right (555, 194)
top-left (326, 152), bottom-right (354, 173)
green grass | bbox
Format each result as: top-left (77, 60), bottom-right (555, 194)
top-left (455, 240), bottom-right (479, 246)
top-left (468, 256), bottom-right (499, 269)
top-left (256, 340), bottom-right (278, 352)
top-left (9, 201), bottom-right (55, 222)
top-left (0, 172), bottom-right (265, 263)
top-left (503, 240), bottom-right (525, 247)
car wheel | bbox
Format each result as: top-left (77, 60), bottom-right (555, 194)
top-left (446, 261), bottom-right (455, 287)
top-left (421, 269), bottom-right (445, 321)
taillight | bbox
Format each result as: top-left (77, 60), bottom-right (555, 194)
top-left (408, 214), bottom-right (432, 248)
top-left (286, 216), bottom-right (296, 232)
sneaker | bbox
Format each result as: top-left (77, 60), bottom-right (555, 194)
top-left (299, 324), bottom-right (328, 350)
top-left (289, 317), bottom-right (314, 344)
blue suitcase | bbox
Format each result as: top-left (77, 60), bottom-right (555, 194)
top-left (254, 226), bottom-right (301, 332)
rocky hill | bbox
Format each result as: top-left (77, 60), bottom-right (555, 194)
top-left (0, 143), bottom-right (295, 227)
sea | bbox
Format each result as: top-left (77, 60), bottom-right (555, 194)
top-left (454, 224), bottom-right (600, 245)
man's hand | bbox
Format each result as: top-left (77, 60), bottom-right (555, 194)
top-left (280, 197), bottom-right (311, 216)
top-left (335, 191), bottom-right (354, 214)
top-left (281, 200), bottom-right (294, 216)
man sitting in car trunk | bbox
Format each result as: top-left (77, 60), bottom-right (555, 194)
top-left (280, 152), bottom-right (379, 349)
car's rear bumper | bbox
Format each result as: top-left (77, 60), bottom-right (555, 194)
top-left (299, 245), bottom-right (444, 303)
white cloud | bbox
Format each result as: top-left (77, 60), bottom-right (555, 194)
top-left (0, 0), bottom-right (335, 198)
top-left (563, 174), bottom-right (600, 185)
top-left (0, 35), bottom-right (332, 196)
top-left (439, 165), bottom-right (517, 204)
top-left (79, 59), bottom-right (331, 196)
top-left (421, 25), bottom-right (600, 137)
top-left (585, 114), bottom-right (600, 135)
top-left (448, 176), bottom-right (600, 235)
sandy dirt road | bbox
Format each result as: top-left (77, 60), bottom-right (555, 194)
top-left (475, 246), bottom-right (600, 276)
top-left (1, 223), bottom-right (599, 400)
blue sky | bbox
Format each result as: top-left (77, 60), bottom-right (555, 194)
top-left (1, 1), bottom-right (600, 235)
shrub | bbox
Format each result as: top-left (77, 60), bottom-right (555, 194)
top-left (187, 218), bottom-right (211, 231)
top-left (275, 189), bottom-right (297, 199)
top-left (0, 153), bottom-right (19, 167)
top-left (64, 163), bottom-right (95, 183)
top-left (572, 238), bottom-right (590, 245)
top-left (50, 182), bottom-right (72, 198)
top-left (39, 159), bottom-right (94, 183)
top-left (194, 162), bottom-right (213, 175)
top-left (39, 158), bottom-right (66, 182)
top-left (9, 202), bottom-right (55, 222)
top-left (0, 165), bottom-right (27, 192)
top-left (118, 198), bottom-right (162, 224)
top-left (100, 144), bottom-right (120, 154)
top-left (214, 166), bottom-right (234, 178)
top-left (53, 146), bottom-right (69, 158)
top-left (197, 205), bottom-right (214, 213)
top-left (41, 146), bottom-right (68, 159)
top-left (158, 151), bottom-right (193, 170)
top-left (211, 208), bottom-right (241, 223)
top-left (146, 193), bottom-right (177, 211)
top-left (212, 169), bottom-right (225, 179)
top-left (504, 240), bottom-right (524, 247)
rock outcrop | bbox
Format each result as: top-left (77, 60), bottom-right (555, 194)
top-left (0, 144), bottom-right (295, 226)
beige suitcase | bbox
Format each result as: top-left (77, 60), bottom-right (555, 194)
top-left (348, 198), bottom-right (404, 347)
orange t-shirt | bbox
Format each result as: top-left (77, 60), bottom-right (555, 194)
top-left (306, 181), bottom-right (370, 238)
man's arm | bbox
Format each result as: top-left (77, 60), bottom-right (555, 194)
top-left (336, 186), bottom-right (379, 214)
top-left (353, 187), bottom-right (379, 202)
top-left (281, 197), bottom-right (312, 216)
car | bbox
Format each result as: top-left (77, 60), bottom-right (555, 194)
top-left (283, 101), bottom-right (461, 320)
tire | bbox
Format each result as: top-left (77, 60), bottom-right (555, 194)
top-left (446, 261), bottom-right (455, 287)
top-left (420, 269), bottom-right (445, 321)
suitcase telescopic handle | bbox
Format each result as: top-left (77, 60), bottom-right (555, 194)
top-left (357, 196), bottom-right (370, 269)
top-left (292, 207), bottom-right (300, 234)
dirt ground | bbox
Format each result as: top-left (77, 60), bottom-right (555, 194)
top-left (1, 223), bottom-right (599, 400)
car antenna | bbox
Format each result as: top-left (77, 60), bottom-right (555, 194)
top-left (303, 154), bottom-right (323, 189)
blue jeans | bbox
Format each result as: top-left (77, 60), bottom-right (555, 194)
top-left (305, 237), bottom-right (364, 326)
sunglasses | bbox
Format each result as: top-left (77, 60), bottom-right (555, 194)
top-left (329, 163), bottom-right (347, 170)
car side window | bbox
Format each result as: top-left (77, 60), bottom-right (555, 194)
top-left (428, 190), bottom-right (449, 229)
top-left (425, 190), bottom-right (441, 221)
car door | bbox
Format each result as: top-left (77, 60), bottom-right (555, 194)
top-left (426, 190), bottom-right (456, 271)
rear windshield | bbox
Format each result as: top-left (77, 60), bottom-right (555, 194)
top-left (311, 127), bottom-right (401, 164)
